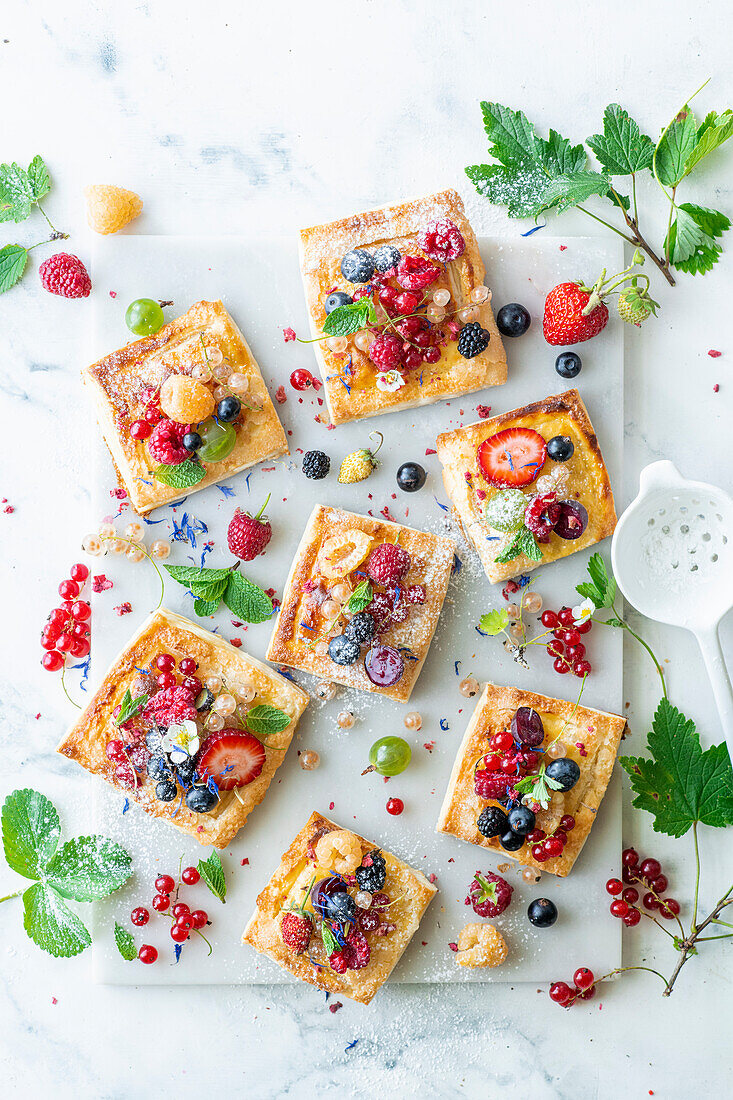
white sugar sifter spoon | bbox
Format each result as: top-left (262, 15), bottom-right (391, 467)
top-left (611, 460), bottom-right (733, 748)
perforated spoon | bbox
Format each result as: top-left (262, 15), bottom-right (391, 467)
top-left (611, 460), bottom-right (733, 747)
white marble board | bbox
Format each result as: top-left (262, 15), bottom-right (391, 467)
top-left (86, 233), bottom-right (624, 986)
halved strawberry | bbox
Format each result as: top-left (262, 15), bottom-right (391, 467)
top-left (477, 427), bottom-right (547, 487)
top-left (196, 729), bottom-right (265, 789)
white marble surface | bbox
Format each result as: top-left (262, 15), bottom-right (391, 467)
top-left (1, 2), bottom-right (732, 1096)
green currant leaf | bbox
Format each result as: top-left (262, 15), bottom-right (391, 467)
top-left (655, 107), bottom-right (699, 187)
top-left (587, 104), bottom-right (655, 174)
top-left (478, 609), bottom-right (510, 635)
top-left (540, 170), bottom-right (612, 213)
top-left (0, 244), bottom-right (28, 294)
top-left (684, 110), bottom-right (733, 175)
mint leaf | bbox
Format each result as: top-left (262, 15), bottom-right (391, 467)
top-left (587, 104), bottom-right (655, 175)
top-left (154, 458), bottom-right (206, 489)
top-left (44, 836), bottom-right (132, 901)
top-left (2, 789), bottom-right (60, 879)
top-left (495, 527), bottom-right (542, 564)
top-left (246, 704), bottom-right (291, 736)
top-left (197, 850), bottom-right (226, 903)
top-left (322, 923), bottom-right (339, 956)
top-left (684, 110), bottom-right (733, 175)
top-left (540, 170), bottom-right (611, 213)
top-left (620, 698), bottom-right (733, 836)
top-left (27, 155), bottom-right (50, 201)
top-left (323, 299), bottom-right (374, 336)
top-left (116, 688), bottom-right (148, 726)
top-left (655, 108), bottom-right (699, 187)
top-left (0, 162), bottom-right (34, 223)
top-left (479, 608), bottom-right (510, 635)
top-left (193, 596), bottom-right (221, 616)
top-left (346, 579), bottom-right (373, 614)
top-left (22, 882), bottom-right (91, 958)
top-left (223, 571), bottom-right (273, 624)
top-left (114, 921), bottom-right (136, 961)
top-left (0, 244), bottom-right (28, 294)
top-left (164, 564), bottom-right (232, 587)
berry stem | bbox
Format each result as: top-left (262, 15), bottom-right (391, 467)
top-left (34, 202), bottom-right (68, 239)
top-left (691, 819), bottom-right (701, 933)
top-left (0, 890), bottom-right (23, 904)
top-left (254, 494), bottom-right (271, 522)
top-left (100, 534), bottom-right (166, 610)
top-left (594, 603), bottom-right (668, 700)
top-left (60, 659), bottom-right (83, 711)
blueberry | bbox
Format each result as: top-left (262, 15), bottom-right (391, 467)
top-left (477, 806), bottom-right (509, 838)
top-left (546, 435), bottom-right (574, 462)
top-left (216, 396), bottom-right (241, 422)
top-left (147, 754), bottom-right (171, 781)
top-left (374, 244), bottom-right (402, 273)
top-left (500, 829), bottom-right (525, 852)
top-left (528, 897), bottom-right (558, 928)
top-left (345, 612), bottom-right (375, 645)
top-left (396, 462), bottom-right (426, 493)
top-left (340, 248), bottom-right (375, 284)
top-left (155, 778), bottom-right (178, 802)
top-left (145, 729), bottom-right (162, 751)
top-left (175, 757), bottom-right (196, 786)
top-left (325, 290), bottom-right (353, 314)
top-left (183, 431), bottom-right (203, 451)
top-left (507, 804), bottom-right (536, 836)
top-left (195, 687), bottom-right (215, 712)
top-left (328, 634), bottom-right (361, 666)
top-left (545, 757), bottom-right (581, 791)
top-left (328, 891), bottom-right (357, 922)
top-left (555, 352), bottom-right (582, 379)
top-left (497, 303), bottom-right (531, 337)
top-left (185, 785), bottom-right (219, 813)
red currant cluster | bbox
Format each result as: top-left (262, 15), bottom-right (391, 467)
top-left (606, 848), bottom-right (679, 925)
top-left (40, 563), bottom-right (91, 671)
top-left (135, 867), bottom-right (210, 964)
top-left (549, 966), bottom-right (597, 1007)
top-left (541, 606), bottom-right (592, 678)
top-left (129, 384), bottom-right (162, 442)
top-left (527, 815), bottom-right (576, 863)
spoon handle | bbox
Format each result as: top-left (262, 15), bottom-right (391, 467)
top-left (695, 624), bottom-right (733, 750)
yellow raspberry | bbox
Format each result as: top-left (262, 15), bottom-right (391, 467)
top-left (160, 375), bottom-right (215, 425)
top-left (84, 184), bottom-right (143, 234)
top-left (455, 922), bottom-right (508, 968)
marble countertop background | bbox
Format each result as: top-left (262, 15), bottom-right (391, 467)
top-left (1, 1), bottom-right (732, 1096)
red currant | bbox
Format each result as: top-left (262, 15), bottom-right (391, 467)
top-left (623, 908), bottom-right (641, 927)
top-left (549, 980), bottom-right (572, 1004)
top-left (56, 632), bottom-right (74, 652)
top-left (527, 829), bottom-right (546, 844)
top-left (155, 874), bottom-right (176, 895)
top-left (573, 967), bottom-right (595, 990)
top-left (483, 753), bottom-right (502, 771)
top-left (290, 368), bottom-right (314, 391)
top-left (541, 610), bottom-right (558, 628)
top-left (138, 944), bottom-right (158, 964)
top-left (573, 660), bottom-right (592, 677)
top-left (576, 619), bottom-right (592, 635)
top-left (144, 407), bottom-right (162, 425)
top-left (130, 419), bottom-right (153, 440)
top-left (182, 675), bottom-right (202, 695)
top-left (553, 627), bottom-right (566, 639)
top-left (41, 634), bottom-right (59, 651)
top-left (114, 762), bottom-right (136, 789)
top-left (560, 815), bottom-right (575, 831)
top-left (642, 892), bottom-right (659, 910)
top-left (547, 640), bottom-right (564, 658)
top-left (42, 651), bottom-right (64, 671)
top-left (622, 867), bottom-right (635, 884)
top-left (554, 830), bottom-right (568, 846)
top-left (70, 638), bottom-right (89, 658)
top-left (105, 739), bottom-right (127, 762)
top-left (522, 751), bottom-right (539, 770)
top-left (154, 653), bottom-right (175, 672)
top-left (566, 643), bottom-right (586, 661)
top-left (423, 345), bottom-right (441, 364)
top-left (544, 837), bottom-right (563, 858)
top-left (605, 878), bottom-right (623, 895)
top-left (58, 579), bottom-right (79, 600)
top-left (170, 924), bottom-right (189, 943)
top-left (176, 915), bottom-right (194, 931)
top-left (562, 629), bottom-right (581, 647)
top-left (179, 657), bottom-right (198, 675)
top-left (659, 898), bottom-right (680, 919)
top-left (639, 858), bottom-right (662, 881)
top-left (172, 902), bottom-right (190, 919)
top-left (386, 797), bottom-right (404, 815)
top-left (558, 607), bottom-right (575, 626)
top-left (531, 844), bottom-right (548, 862)
top-left (70, 563), bottom-right (89, 583)
top-left (131, 907), bottom-right (149, 926)
top-left (156, 671), bottom-right (177, 690)
top-left (553, 657), bottom-right (570, 674)
top-left (493, 731), bottom-right (514, 752)
top-left (190, 909), bottom-right (208, 929)
top-left (610, 899), bottom-right (629, 918)
top-left (48, 608), bottom-right (68, 627)
top-left (622, 847), bottom-right (639, 867)
top-left (500, 755), bottom-right (518, 773)
top-left (182, 867), bottom-right (200, 886)
top-left (651, 874), bottom-right (668, 893)
top-left (578, 984), bottom-right (596, 1000)
top-left (622, 887), bottom-right (639, 904)
top-left (152, 893), bottom-right (170, 912)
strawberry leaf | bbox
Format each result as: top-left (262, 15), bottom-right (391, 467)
top-left (22, 883), bottom-right (91, 958)
top-left (0, 162), bottom-right (34, 223)
top-left (2, 789), bottom-right (60, 879)
top-left (44, 836), bottom-right (132, 901)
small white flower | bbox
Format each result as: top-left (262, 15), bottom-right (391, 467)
top-left (375, 370), bottom-right (406, 393)
top-left (572, 597), bottom-right (596, 625)
top-left (161, 719), bottom-right (200, 760)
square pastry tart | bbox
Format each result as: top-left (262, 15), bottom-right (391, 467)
top-left (266, 504), bottom-right (456, 702)
top-left (57, 608), bottom-right (309, 848)
top-left (299, 188), bottom-right (507, 426)
top-left (242, 811), bottom-right (437, 1004)
top-left (83, 299), bottom-right (288, 515)
top-left (436, 388), bottom-right (617, 584)
top-left (436, 682), bottom-right (627, 877)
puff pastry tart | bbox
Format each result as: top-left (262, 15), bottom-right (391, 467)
top-left (299, 188), bottom-right (507, 426)
top-left (57, 608), bottom-right (309, 848)
top-left (436, 388), bottom-right (617, 584)
top-left (267, 504), bottom-right (455, 702)
top-left (83, 300), bottom-right (288, 516)
top-left (436, 682), bottom-right (627, 877)
top-left (242, 811), bottom-right (436, 1004)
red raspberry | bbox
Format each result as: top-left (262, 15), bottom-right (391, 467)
top-left (368, 332), bottom-right (404, 370)
top-left (465, 870), bottom-right (513, 918)
top-left (329, 928), bottom-right (370, 973)
top-left (227, 499), bottom-right (272, 561)
top-left (281, 910), bottom-right (312, 954)
top-left (404, 584), bottom-right (426, 604)
top-left (395, 255), bottom-right (440, 291)
top-left (474, 769), bottom-right (513, 801)
top-left (147, 419), bottom-right (193, 465)
top-left (143, 685), bottom-right (197, 725)
top-left (418, 219), bottom-right (466, 263)
top-left (524, 493), bottom-right (561, 543)
top-left (366, 543), bottom-right (411, 585)
top-left (365, 592), bottom-right (394, 632)
top-left (38, 253), bottom-right (92, 298)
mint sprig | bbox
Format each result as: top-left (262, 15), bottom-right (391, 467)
top-left (322, 298), bottom-right (378, 337)
top-left (245, 704), bottom-right (291, 736)
top-left (346, 578), bottom-right (373, 614)
top-left (1, 790), bottom-right (132, 957)
top-left (495, 526), bottom-right (542, 565)
top-left (164, 563), bottom-right (273, 623)
top-left (197, 850), bottom-right (226, 903)
top-left (154, 458), bottom-right (206, 489)
top-left (114, 921), bottom-right (136, 961)
top-left (116, 688), bottom-right (149, 727)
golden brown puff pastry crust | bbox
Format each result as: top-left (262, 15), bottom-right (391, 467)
top-left (266, 504), bottom-right (455, 702)
top-left (57, 609), bottom-right (309, 848)
top-left (83, 300), bottom-right (288, 515)
top-left (241, 811), bottom-right (437, 1004)
top-left (299, 189), bottom-right (507, 426)
top-left (436, 682), bottom-right (627, 877)
top-left (436, 388), bottom-right (617, 584)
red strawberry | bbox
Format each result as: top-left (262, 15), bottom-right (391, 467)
top-left (196, 729), bottom-right (265, 789)
top-left (281, 910), bottom-right (312, 954)
top-left (543, 282), bottom-right (609, 346)
top-left (227, 495), bottom-right (272, 561)
top-left (477, 427), bottom-right (547, 488)
top-left (465, 870), bottom-right (513, 918)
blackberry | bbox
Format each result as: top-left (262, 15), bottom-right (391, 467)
top-left (340, 248), bottom-right (375, 284)
top-left (457, 321), bottom-right (490, 359)
top-left (477, 805), bottom-right (508, 838)
top-left (155, 778), bottom-right (177, 802)
top-left (328, 634), bottom-right (361, 665)
top-left (345, 612), bottom-right (375, 645)
top-left (374, 244), bottom-right (401, 273)
top-left (325, 290), bottom-right (353, 314)
top-left (303, 450), bottom-right (330, 480)
top-left (355, 850), bottom-right (386, 893)
top-left (185, 785), bottom-right (219, 813)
